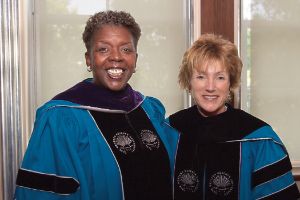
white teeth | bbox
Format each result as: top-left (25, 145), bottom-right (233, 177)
top-left (204, 95), bottom-right (217, 100)
top-left (107, 68), bottom-right (123, 76)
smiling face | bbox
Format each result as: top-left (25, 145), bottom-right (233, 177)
top-left (85, 25), bottom-right (137, 91)
top-left (190, 60), bottom-right (230, 117)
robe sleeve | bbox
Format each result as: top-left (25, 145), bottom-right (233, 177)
top-left (251, 135), bottom-right (299, 199)
top-left (14, 106), bottom-right (90, 200)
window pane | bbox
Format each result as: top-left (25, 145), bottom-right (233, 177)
top-left (110, 0), bottom-right (186, 115)
top-left (36, 0), bottom-right (106, 106)
top-left (35, 0), bottom-right (186, 116)
top-left (241, 0), bottom-right (300, 162)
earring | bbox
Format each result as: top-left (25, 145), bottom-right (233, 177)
top-left (226, 90), bottom-right (232, 103)
top-left (87, 66), bottom-right (92, 72)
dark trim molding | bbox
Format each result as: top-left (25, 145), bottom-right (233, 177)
top-left (201, 0), bottom-right (234, 42)
top-left (295, 174), bottom-right (300, 181)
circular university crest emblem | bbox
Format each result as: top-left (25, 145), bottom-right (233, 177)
top-left (113, 132), bottom-right (136, 154)
top-left (140, 130), bottom-right (160, 150)
top-left (177, 169), bottom-right (199, 192)
top-left (209, 171), bottom-right (233, 196)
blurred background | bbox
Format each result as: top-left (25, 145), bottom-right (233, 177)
top-left (1, 0), bottom-right (299, 199)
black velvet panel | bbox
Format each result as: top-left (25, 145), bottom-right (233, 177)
top-left (174, 131), bottom-right (241, 200)
top-left (16, 168), bottom-right (79, 194)
top-left (169, 105), bottom-right (267, 142)
top-left (90, 107), bottom-right (172, 200)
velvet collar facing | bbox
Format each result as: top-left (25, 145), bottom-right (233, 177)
top-left (53, 79), bottom-right (143, 112)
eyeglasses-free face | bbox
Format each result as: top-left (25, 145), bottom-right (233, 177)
top-left (85, 25), bottom-right (137, 91)
top-left (190, 60), bottom-right (230, 117)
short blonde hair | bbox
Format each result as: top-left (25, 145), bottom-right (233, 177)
top-left (178, 34), bottom-right (242, 90)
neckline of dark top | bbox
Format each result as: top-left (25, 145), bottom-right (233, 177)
top-left (192, 104), bottom-right (233, 123)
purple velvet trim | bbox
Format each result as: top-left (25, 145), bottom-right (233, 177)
top-left (52, 79), bottom-right (143, 111)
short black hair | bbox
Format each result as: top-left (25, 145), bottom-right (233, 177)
top-left (82, 10), bottom-right (141, 50)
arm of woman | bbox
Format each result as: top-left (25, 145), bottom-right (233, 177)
top-left (14, 106), bottom-right (89, 200)
top-left (246, 127), bottom-right (300, 199)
